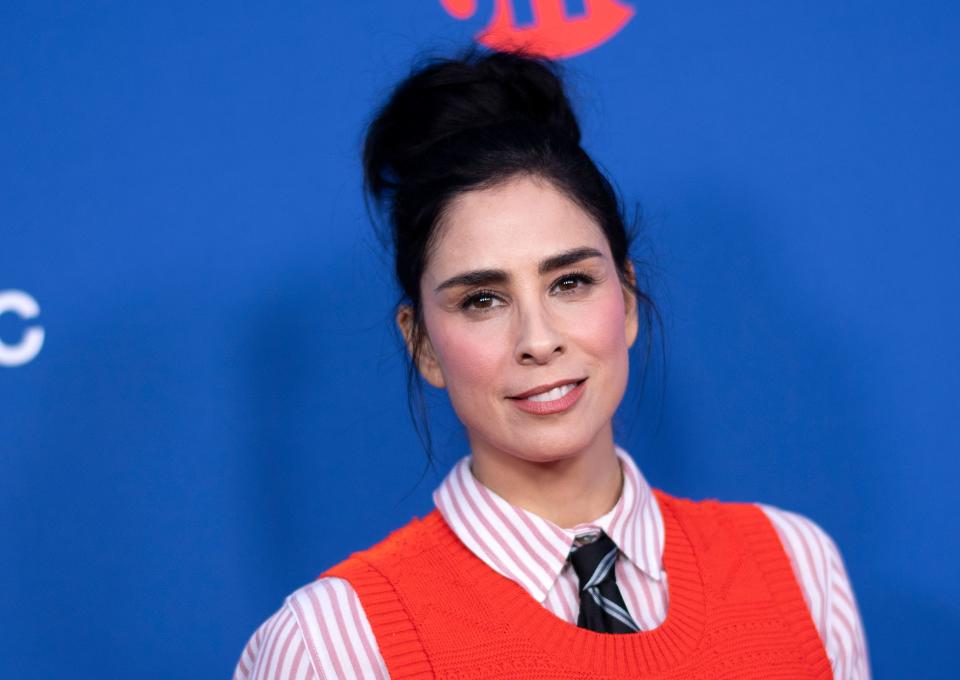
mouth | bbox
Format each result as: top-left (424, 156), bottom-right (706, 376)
top-left (507, 378), bottom-right (587, 415)
top-left (508, 378), bottom-right (586, 400)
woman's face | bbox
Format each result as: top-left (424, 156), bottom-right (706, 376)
top-left (407, 174), bottom-right (638, 464)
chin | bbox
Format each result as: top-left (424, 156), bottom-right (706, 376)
top-left (490, 426), bottom-right (603, 464)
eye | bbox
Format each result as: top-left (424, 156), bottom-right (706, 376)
top-left (460, 290), bottom-right (505, 312)
top-left (551, 272), bottom-right (596, 295)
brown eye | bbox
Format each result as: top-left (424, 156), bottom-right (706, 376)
top-left (551, 272), bottom-right (595, 295)
top-left (461, 291), bottom-right (505, 312)
top-left (473, 294), bottom-right (495, 309)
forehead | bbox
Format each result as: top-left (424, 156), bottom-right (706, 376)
top-left (427, 174), bottom-right (609, 277)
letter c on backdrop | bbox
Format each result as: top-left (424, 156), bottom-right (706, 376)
top-left (0, 289), bottom-right (45, 367)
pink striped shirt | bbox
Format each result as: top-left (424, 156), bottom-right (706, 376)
top-left (233, 447), bottom-right (871, 679)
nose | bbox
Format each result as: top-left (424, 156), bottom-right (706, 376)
top-left (514, 301), bottom-right (564, 365)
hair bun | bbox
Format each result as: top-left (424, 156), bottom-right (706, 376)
top-left (363, 46), bottom-right (582, 204)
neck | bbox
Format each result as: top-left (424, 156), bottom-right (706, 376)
top-left (467, 426), bottom-right (623, 528)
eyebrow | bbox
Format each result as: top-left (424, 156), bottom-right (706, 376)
top-left (433, 247), bottom-right (604, 293)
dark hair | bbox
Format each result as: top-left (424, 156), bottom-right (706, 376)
top-left (361, 43), bottom-right (663, 467)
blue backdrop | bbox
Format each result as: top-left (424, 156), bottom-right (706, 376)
top-left (2, 1), bottom-right (957, 677)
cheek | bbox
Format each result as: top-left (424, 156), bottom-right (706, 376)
top-left (426, 313), bottom-right (510, 398)
top-left (568, 287), bottom-right (629, 358)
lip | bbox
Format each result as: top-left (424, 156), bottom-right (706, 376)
top-left (507, 378), bottom-right (587, 416)
top-left (508, 378), bottom-right (586, 400)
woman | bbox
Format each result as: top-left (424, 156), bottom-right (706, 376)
top-left (234, 45), bottom-right (870, 679)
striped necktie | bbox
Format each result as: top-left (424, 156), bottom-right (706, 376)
top-left (568, 531), bottom-right (640, 634)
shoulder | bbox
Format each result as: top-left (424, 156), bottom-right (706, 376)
top-left (232, 577), bottom-right (388, 680)
top-left (756, 504), bottom-right (838, 627)
top-left (322, 510), bottom-right (449, 578)
top-left (655, 489), bottom-right (843, 564)
top-left (757, 503), bottom-right (842, 575)
top-left (654, 490), bottom-right (871, 678)
top-left (756, 503), bottom-right (872, 680)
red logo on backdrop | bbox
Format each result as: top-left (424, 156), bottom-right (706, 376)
top-left (440, 0), bottom-right (634, 58)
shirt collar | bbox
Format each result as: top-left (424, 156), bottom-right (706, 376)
top-left (432, 445), bottom-right (665, 604)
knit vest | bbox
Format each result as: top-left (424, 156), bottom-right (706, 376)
top-left (322, 489), bottom-right (832, 679)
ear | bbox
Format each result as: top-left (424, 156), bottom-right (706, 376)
top-left (396, 304), bottom-right (446, 389)
top-left (622, 261), bottom-right (640, 350)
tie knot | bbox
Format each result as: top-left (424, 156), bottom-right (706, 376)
top-left (568, 531), bottom-right (620, 591)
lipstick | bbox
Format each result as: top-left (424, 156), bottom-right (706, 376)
top-left (508, 379), bottom-right (586, 415)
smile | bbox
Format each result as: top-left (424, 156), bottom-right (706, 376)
top-left (527, 382), bottom-right (578, 402)
top-left (508, 378), bottom-right (587, 415)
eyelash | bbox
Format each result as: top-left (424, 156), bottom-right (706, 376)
top-left (458, 271), bottom-right (597, 312)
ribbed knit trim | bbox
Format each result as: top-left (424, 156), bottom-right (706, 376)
top-left (731, 505), bottom-right (834, 680)
top-left (325, 541), bottom-right (435, 679)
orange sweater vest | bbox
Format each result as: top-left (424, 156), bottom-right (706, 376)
top-left (322, 489), bottom-right (832, 679)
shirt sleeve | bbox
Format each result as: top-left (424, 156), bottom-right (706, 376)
top-left (232, 576), bottom-right (389, 680)
top-left (758, 504), bottom-right (872, 680)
